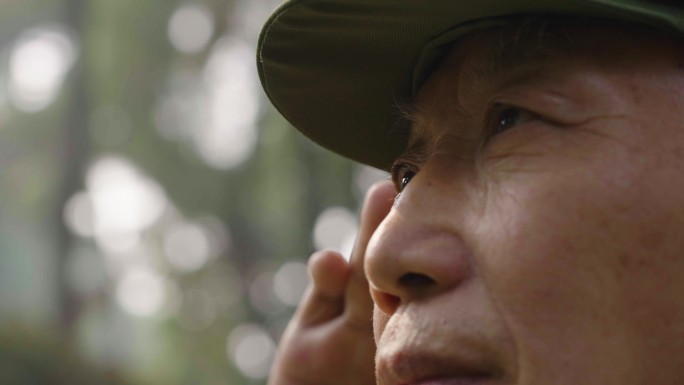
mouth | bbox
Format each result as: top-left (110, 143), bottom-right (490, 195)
top-left (377, 348), bottom-right (505, 385)
top-left (374, 291), bottom-right (514, 385)
top-left (399, 377), bottom-right (493, 385)
top-left (402, 379), bottom-right (492, 385)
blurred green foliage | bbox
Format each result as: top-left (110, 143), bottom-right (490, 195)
top-left (0, 325), bottom-right (132, 385)
top-left (0, 0), bottom-right (381, 384)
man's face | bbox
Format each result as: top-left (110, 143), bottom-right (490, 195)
top-left (366, 25), bottom-right (684, 385)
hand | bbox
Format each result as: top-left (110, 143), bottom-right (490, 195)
top-left (268, 181), bottom-right (396, 385)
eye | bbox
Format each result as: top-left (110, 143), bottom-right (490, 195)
top-left (400, 170), bottom-right (416, 191)
top-left (487, 104), bottom-right (537, 137)
top-left (497, 107), bottom-right (522, 132)
top-left (390, 163), bottom-right (417, 193)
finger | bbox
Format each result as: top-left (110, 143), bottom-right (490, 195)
top-left (295, 250), bottom-right (351, 327)
top-left (344, 180), bottom-right (397, 325)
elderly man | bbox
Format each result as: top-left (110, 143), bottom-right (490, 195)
top-left (258, 1), bottom-right (684, 384)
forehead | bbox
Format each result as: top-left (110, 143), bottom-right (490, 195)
top-left (406, 21), bottom-right (684, 144)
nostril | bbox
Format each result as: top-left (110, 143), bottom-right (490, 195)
top-left (398, 272), bottom-right (435, 287)
top-left (371, 290), bottom-right (401, 315)
top-left (372, 273), bottom-right (438, 314)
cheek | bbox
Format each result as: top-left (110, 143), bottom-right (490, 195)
top-left (476, 148), bottom-right (684, 381)
top-left (475, 177), bottom-right (631, 380)
top-left (480, 178), bottom-right (620, 315)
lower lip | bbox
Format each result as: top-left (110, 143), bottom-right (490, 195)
top-left (408, 377), bottom-right (494, 385)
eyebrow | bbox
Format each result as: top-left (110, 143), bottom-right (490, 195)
top-left (393, 96), bottom-right (450, 158)
top-left (389, 64), bottom-right (508, 150)
top-left (388, 26), bottom-right (568, 160)
top-left (460, 37), bottom-right (557, 91)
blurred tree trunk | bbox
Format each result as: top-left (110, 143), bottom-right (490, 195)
top-left (53, 0), bottom-right (90, 337)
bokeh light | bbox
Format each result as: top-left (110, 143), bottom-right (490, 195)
top-left (273, 261), bottom-right (309, 307)
top-left (354, 165), bottom-right (390, 198)
top-left (168, 3), bottom-right (215, 54)
top-left (115, 266), bottom-right (166, 317)
top-left (313, 206), bottom-right (358, 257)
top-left (63, 191), bottom-right (95, 238)
top-left (197, 36), bottom-right (259, 169)
top-left (9, 24), bottom-right (77, 112)
top-left (195, 215), bottom-right (232, 257)
top-left (154, 36), bottom-right (260, 170)
top-left (2, 2), bottom-right (365, 383)
top-left (227, 324), bottom-right (276, 380)
top-left (163, 220), bottom-right (212, 273)
top-left (249, 269), bottom-right (287, 316)
top-left (85, 156), bottom-right (168, 254)
top-left (86, 156), bottom-right (167, 234)
top-left (153, 71), bottom-right (202, 142)
top-left (229, 0), bottom-right (281, 42)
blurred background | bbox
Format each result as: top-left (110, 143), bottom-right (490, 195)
top-left (0, 0), bottom-right (388, 384)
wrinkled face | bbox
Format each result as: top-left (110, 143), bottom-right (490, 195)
top-left (366, 25), bottom-right (684, 385)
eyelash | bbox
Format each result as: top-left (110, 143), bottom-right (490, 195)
top-left (485, 104), bottom-right (534, 138)
top-left (391, 104), bottom-right (537, 192)
top-left (390, 162), bottom-right (418, 193)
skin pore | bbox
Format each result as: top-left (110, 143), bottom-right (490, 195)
top-left (367, 23), bottom-right (684, 385)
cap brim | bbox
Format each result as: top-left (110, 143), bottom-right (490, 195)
top-left (258, 0), bottom-right (683, 170)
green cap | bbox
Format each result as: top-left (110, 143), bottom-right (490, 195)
top-left (257, 0), bottom-right (684, 171)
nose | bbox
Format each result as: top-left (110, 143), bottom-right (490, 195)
top-left (365, 166), bottom-right (474, 315)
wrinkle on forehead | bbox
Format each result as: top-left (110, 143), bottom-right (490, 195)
top-left (402, 21), bottom-right (575, 150)
top-left (424, 25), bottom-right (675, 127)
top-left (393, 24), bottom-right (569, 150)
